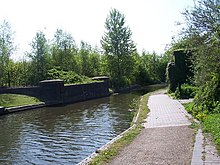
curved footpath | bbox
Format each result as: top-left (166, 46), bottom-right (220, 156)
top-left (107, 91), bottom-right (220, 165)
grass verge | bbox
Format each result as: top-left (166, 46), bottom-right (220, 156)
top-left (203, 114), bottom-right (220, 153)
top-left (88, 88), bottom-right (165, 165)
top-left (184, 102), bottom-right (220, 154)
top-left (0, 94), bottom-right (41, 107)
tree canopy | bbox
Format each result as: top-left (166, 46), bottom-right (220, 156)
top-left (101, 9), bottom-right (136, 88)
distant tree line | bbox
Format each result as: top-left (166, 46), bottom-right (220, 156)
top-left (0, 9), bottom-right (169, 89)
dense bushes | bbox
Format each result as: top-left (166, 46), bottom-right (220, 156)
top-left (47, 68), bottom-right (94, 84)
top-left (173, 84), bottom-right (197, 99)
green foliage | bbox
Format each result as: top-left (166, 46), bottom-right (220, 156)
top-left (51, 29), bottom-right (80, 72)
top-left (0, 94), bottom-right (40, 107)
top-left (203, 114), bottom-right (220, 152)
top-left (194, 73), bottom-right (220, 114)
top-left (0, 20), bottom-right (15, 87)
top-left (79, 41), bottom-right (102, 77)
top-left (168, 0), bottom-right (220, 120)
top-left (178, 0), bottom-right (220, 114)
top-left (28, 31), bottom-right (50, 85)
top-left (173, 84), bottom-right (197, 99)
top-left (184, 102), bottom-right (207, 122)
top-left (0, 18), bottom-right (169, 89)
top-left (47, 68), bottom-right (93, 84)
top-left (101, 9), bottom-right (136, 89)
top-left (136, 51), bottom-right (170, 85)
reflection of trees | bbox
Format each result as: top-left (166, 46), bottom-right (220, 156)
top-left (108, 91), bottom-right (142, 135)
top-left (34, 96), bottom-right (109, 133)
top-left (0, 113), bottom-right (26, 163)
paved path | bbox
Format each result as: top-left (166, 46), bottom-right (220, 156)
top-left (144, 94), bottom-right (191, 128)
top-left (108, 93), bottom-right (194, 165)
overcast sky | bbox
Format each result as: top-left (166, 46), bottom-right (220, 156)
top-left (0, 0), bottom-right (194, 60)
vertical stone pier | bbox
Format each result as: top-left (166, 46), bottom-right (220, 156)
top-left (39, 79), bottom-right (64, 105)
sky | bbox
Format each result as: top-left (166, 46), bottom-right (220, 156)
top-left (0, 0), bottom-right (194, 60)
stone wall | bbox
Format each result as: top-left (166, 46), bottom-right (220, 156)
top-left (0, 77), bottom-right (110, 105)
top-left (63, 82), bottom-right (109, 104)
top-left (0, 86), bottom-right (40, 98)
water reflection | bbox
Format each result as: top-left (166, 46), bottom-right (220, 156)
top-left (0, 91), bottom-right (144, 164)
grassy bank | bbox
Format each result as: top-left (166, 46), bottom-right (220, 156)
top-left (184, 102), bottom-right (220, 153)
top-left (88, 88), bottom-right (165, 165)
top-left (202, 114), bottom-right (220, 152)
top-left (0, 94), bottom-right (41, 107)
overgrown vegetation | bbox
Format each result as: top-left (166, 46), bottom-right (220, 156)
top-left (166, 0), bottom-right (220, 152)
top-left (169, 0), bottom-right (219, 113)
top-left (167, 0), bottom-right (219, 116)
top-left (172, 84), bottom-right (197, 99)
top-left (185, 103), bottom-right (220, 153)
top-left (47, 68), bottom-right (95, 84)
top-left (0, 94), bottom-right (40, 107)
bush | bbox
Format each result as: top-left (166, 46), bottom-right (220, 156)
top-left (194, 73), bottom-right (220, 114)
top-left (47, 68), bottom-right (93, 84)
top-left (173, 84), bottom-right (197, 99)
top-left (180, 84), bottom-right (197, 98)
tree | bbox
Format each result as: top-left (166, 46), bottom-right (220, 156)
top-left (182, 0), bottom-right (220, 83)
top-left (78, 41), bottom-right (101, 77)
top-left (51, 29), bottom-right (78, 72)
top-left (101, 9), bottom-right (136, 88)
top-left (0, 20), bottom-right (15, 87)
top-left (28, 31), bottom-right (49, 85)
top-left (180, 0), bottom-right (220, 112)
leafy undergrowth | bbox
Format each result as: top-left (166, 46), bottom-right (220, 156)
top-left (89, 88), bottom-right (165, 165)
top-left (0, 94), bottom-right (40, 107)
top-left (184, 102), bottom-right (220, 153)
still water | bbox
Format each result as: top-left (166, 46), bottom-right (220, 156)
top-left (0, 90), bottom-right (145, 165)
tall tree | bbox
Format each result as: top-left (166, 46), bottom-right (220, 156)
top-left (51, 29), bottom-right (78, 72)
top-left (101, 9), bottom-right (136, 88)
top-left (181, 0), bottom-right (220, 112)
top-left (28, 31), bottom-right (49, 85)
top-left (0, 20), bottom-right (15, 87)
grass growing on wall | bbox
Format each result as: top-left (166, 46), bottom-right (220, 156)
top-left (0, 94), bottom-right (41, 107)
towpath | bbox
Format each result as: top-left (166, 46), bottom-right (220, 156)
top-left (107, 91), bottom-right (220, 165)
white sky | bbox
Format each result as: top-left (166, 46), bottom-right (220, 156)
top-left (0, 0), bottom-right (194, 60)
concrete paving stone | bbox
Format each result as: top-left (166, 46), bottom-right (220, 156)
top-left (144, 94), bottom-right (191, 128)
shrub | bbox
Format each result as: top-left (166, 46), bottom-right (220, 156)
top-left (173, 84), bottom-right (197, 99)
top-left (47, 68), bottom-right (93, 84)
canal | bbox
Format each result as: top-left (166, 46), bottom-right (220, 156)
top-left (0, 90), bottom-right (147, 165)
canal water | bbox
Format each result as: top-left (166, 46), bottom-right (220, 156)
top-left (0, 90), bottom-right (147, 165)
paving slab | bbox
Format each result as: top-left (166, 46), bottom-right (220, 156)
top-left (144, 94), bottom-right (191, 128)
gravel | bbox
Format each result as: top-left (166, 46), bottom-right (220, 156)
top-left (108, 125), bottom-right (194, 165)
